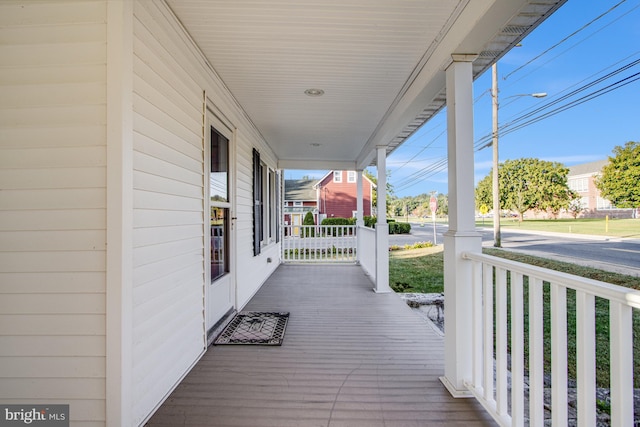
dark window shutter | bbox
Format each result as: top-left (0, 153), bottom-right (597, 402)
top-left (253, 148), bottom-right (261, 256)
top-left (275, 171), bottom-right (280, 244)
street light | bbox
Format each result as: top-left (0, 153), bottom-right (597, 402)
top-left (491, 63), bottom-right (546, 247)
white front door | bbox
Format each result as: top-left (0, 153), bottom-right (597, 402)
top-left (292, 214), bottom-right (301, 236)
top-left (206, 110), bottom-right (235, 332)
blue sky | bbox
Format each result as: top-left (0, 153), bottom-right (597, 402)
top-left (286, 0), bottom-right (640, 198)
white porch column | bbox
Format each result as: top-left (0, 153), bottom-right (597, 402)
top-left (356, 170), bottom-right (364, 226)
top-left (106, 1), bottom-right (134, 426)
top-left (355, 170), bottom-right (364, 264)
top-left (440, 54), bottom-right (482, 397)
top-left (374, 147), bottom-right (392, 293)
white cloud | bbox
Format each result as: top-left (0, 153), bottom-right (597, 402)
top-left (540, 154), bottom-right (605, 165)
top-left (475, 160), bottom-right (494, 171)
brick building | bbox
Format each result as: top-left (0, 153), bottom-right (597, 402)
top-left (567, 159), bottom-right (635, 218)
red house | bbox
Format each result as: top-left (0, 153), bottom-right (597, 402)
top-left (283, 171), bottom-right (376, 226)
top-left (314, 171), bottom-right (375, 221)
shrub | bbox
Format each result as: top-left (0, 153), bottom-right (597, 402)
top-left (389, 222), bottom-right (411, 234)
top-left (399, 241), bottom-right (434, 250)
top-left (321, 217), bottom-right (355, 226)
top-left (303, 211), bottom-right (315, 225)
top-left (320, 217), bottom-right (357, 236)
top-left (358, 217), bottom-right (410, 233)
top-left (411, 241), bottom-right (434, 249)
top-left (302, 211), bottom-right (315, 237)
top-left (364, 216), bottom-right (376, 227)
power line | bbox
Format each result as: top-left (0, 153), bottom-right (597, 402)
top-left (392, 58), bottom-right (640, 193)
top-left (474, 51), bottom-right (640, 149)
top-left (391, 2), bottom-right (640, 194)
top-left (392, 89), bottom-right (495, 176)
top-left (503, 0), bottom-right (628, 80)
top-left (500, 72), bottom-right (640, 136)
top-left (501, 58), bottom-right (640, 132)
top-left (504, 2), bottom-right (640, 88)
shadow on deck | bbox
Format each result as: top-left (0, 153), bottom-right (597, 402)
top-left (146, 264), bottom-right (496, 426)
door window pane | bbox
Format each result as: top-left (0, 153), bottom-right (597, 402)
top-left (211, 126), bottom-right (230, 282)
top-left (211, 206), bottom-right (229, 282)
top-left (211, 128), bottom-right (228, 202)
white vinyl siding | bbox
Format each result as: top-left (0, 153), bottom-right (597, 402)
top-left (0, 1), bottom-right (107, 426)
top-left (131, 2), bottom-right (206, 424)
top-left (1, 1), bottom-right (283, 425)
top-left (133, 1), bottom-right (281, 327)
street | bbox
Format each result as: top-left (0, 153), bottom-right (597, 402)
top-left (388, 221), bottom-right (640, 277)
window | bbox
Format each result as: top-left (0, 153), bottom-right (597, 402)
top-left (580, 196), bottom-right (589, 208)
top-left (293, 201), bottom-right (303, 207)
top-left (268, 169), bottom-right (276, 241)
top-left (333, 171), bottom-right (342, 182)
top-left (347, 171), bottom-right (356, 183)
top-left (253, 149), bottom-right (262, 255)
top-left (568, 177), bottom-right (588, 192)
top-left (597, 197), bottom-right (614, 210)
top-left (253, 149), bottom-right (279, 255)
top-left (210, 127), bottom-right (229, 281)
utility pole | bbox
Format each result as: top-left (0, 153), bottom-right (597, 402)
top-left (492, 63), bottom-right (501, 247)
top-left (489, 63), bottom-right (546, 248)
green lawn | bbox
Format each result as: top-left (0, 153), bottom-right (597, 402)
top-left (480, 217), bottom-right (640, 238)
top-left (388, 246), bottom-right (444, 293)
top-left (389, 246), bottom-right (640, 387)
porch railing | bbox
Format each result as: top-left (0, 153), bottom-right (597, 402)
top-left (357, 225), bottom-right (376, 279)
top-left (462, 251), bottom-right (639, 427)
top-left (282, 225), bottom-right (356, 263)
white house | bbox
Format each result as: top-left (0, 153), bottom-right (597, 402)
top-left (5, 2), bottom-right (635, 427)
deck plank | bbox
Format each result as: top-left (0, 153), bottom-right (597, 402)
top-left (146, 264), bottom-right (496, 426)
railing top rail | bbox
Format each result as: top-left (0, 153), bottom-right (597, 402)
top-left (291, 225), bottom-right (355, 228)
top-left (462, 251), bottom-right (640, 309)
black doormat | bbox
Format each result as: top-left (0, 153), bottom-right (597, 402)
top-left (214, 312), bottom-right (289, 345)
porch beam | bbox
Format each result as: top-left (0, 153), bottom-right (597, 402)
top-left (277, 159), bottom-right (356, 171)
top-left (440, 54), bottom-right (482, 397)
top-left (374, 147), bottom-right (391, 293)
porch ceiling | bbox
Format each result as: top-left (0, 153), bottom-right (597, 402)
top-left (166, 0), bottom-right (565, 170)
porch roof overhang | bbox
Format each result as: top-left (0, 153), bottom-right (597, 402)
top-left (166, 0), bottom-right (566, 170)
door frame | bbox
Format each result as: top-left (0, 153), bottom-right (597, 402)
top-left (204, 101), bottom-right (237, 334)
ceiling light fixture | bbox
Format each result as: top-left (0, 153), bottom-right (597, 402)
top-left (310, 143), bottom-right (321, 147)
top-left (304, 88), bottom-right (324, 97)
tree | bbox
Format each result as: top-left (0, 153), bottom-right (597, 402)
top-left (386, 193), bottom-right (448, 218)
top-left (475, 158), bottom-right (573, 221)
top-left (475, 175), bottom-right (492, 213)
top-left (568, 197), bottom-right (585, 219)
top-left (364, 169), bottom-right (394, 214)
top-left (436, 193), bottom-right (448, 216)
top-left (595, 141), bottom-right (640, 210)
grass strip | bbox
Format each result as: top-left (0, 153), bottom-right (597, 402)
top-left (389, 246), bottom-right (640, 387)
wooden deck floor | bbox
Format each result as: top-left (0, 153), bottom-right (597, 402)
top-left (146, 264), bottom-right (496, 427)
